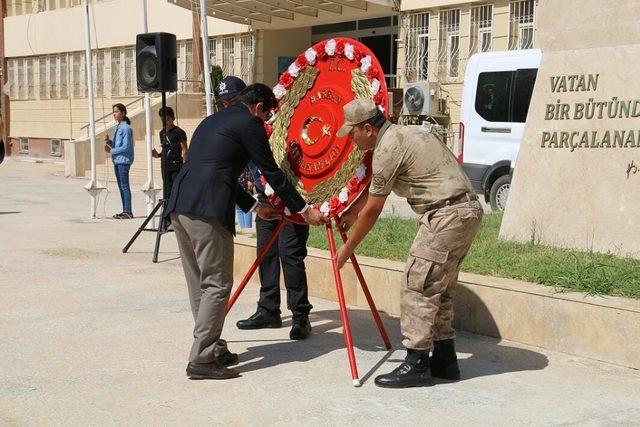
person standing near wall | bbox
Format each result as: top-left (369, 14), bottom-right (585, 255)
top-left (104, 103), bottom-right (134, 219)
top-left (152, 106), bottom-right (187, 201)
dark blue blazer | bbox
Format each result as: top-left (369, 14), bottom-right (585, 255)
top-left (165, 104), bottom-right (306, 234)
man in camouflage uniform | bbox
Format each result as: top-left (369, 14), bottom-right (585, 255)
top-left (335, 97), bottom-right (483, 388)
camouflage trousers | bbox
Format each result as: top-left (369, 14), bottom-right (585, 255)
top-left (401, 199), bottom-right (483, 350)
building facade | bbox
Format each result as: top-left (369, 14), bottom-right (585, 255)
top-left (2, 0), bottom-right (538, 161)
top-left (1, 0), bottom-right (249, 159)
top-left (398, 0), bottom-right (537, 140)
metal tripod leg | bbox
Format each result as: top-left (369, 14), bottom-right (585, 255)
top-left (226, 218), bottom-right (286, 313)
top-left (334, 217), bottom-right (392, 350)
top-left (152, 199), bottom-right (169, 263)
top-left (326, 221), bottom-right (360, 387)
top-left (122, 199), bottom-right (165, 253)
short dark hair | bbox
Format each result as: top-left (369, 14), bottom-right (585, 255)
top-left (237, 83), bottom-right (278, 112)
top-left (159, 106), bottom-right (175, 119)
top-left (356, 110), bottom-right (386, 130)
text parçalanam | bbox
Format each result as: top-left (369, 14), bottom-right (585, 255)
top-left (540, 74), bottom-right (640, 151)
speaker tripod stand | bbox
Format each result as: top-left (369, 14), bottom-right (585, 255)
top-left (226, 215), bottom-right (392, 387)
top-left (122, 197), bottom-right (171, 263)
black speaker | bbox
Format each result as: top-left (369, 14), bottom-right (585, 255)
top-left (136, 32), bottom-right (177, 93)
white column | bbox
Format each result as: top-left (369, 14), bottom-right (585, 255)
top-left (199, 0), bottom-right (213, 116)
top-left (82, 0), bottom-right (105, 219)
top-left (140, 0), bottom-right (160, 220)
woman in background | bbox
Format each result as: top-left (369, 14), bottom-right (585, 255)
top-left (104, 103), bottom-right (134, 219)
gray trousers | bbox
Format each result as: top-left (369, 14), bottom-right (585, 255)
top-left (171, 213), bottom-right (233, 364)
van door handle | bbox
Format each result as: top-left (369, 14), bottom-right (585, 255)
top-left (481, 126), bottom-right (512, 134)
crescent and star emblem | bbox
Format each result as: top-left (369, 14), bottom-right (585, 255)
top-left (301, 116), bottom-right (332, 146)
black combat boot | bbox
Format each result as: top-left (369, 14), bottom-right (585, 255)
top-left (374, 349), bottom-right (434, 388)
top-left (430, 339), bottom-right (461, 380)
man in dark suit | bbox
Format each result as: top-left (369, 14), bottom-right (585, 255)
top-left (237, 162), bottom-right (313, 340)
top-left (165, 83), bottom-right (326, 380)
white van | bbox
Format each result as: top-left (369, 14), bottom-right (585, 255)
top-left (458, 49), bottom-right (541, 211)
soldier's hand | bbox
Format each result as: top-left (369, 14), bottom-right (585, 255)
top-left (335, 245), bottom-right (352, 270)
top-left (152, 148), bottom-right (160, 158)
top-left (302, 206), bottom-right (327, 226)
top-left (255, 203), bottom-right (280, 221)
top-left (339, 209), bottom-right (358, 231)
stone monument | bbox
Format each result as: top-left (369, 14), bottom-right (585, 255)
top-left (500, 0), bottom-right (640, 259)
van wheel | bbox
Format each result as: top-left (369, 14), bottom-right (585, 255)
top-left (489, 175), bottom-right (511, 212)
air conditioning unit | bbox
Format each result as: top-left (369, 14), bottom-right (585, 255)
top-left (402, 81), bottom-right (439, 116)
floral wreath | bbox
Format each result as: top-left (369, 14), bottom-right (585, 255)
top-left (261, 38), bottom-right (386, 219)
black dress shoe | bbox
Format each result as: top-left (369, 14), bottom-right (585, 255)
top-left (430, 339), bottom-right (461, 380)
top-left (217, 350), bottom-right (239, 367)
top-left (289, 315), bottom-right (311, 340)
top-left (236, 310), bottom-right (282, 330)
top-left (374, 349), bottom-right (434, 388)
top-left (186, 362), bottom-right (240, 380)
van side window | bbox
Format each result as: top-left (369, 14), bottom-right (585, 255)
top-left (511, 68), bottom-right (538, 122)
top-left (475, 72), bottom-right (513, 122)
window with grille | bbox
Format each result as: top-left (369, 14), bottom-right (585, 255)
top-left (509, 0), bottom-right (536, 50)
top-left (208, 38), bottom-right (217, 67)
top-left (49, 56), bottom-right (58, 98)
top-left (437, 9), bottom-right (460, 80)
top-left (72, 53), bottom-right (83, 98)
top-left (222, 37), bottom-right (235, 77)
top-left (95, 51), bottom-right (104, 97)
top-left (124, 48), bottom-right (135, 95)
top-left (19, 137), bottom-right (28, 153)
top-left (240, 35), bottom-right (254, 84)
top-left (185, 42), bottom-right (194, 80)
top-left (111, 49), bottom-right (121, 96)
top-left (403, 12), bottom-right (430, 83)
top-left (7, 60), bottom-right (17, 100)
top-left (50, 139), bottom-right (62, 156)
top-left (39, 58), bottom-right (48, 99)
top-left (470, 4), bottom-right (493, 56)
top-left (59, 54), bottom-right (68, 99)
top-left (27, 58), bottom-right (35, 99)
top-left (20, 59), bottom-right (28, 100)
top-left (177, 42), bottom-right (185, 80)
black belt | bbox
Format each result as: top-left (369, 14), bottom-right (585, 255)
top-left (428, 193), bottom-right (477, 211)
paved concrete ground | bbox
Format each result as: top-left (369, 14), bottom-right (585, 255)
top-left (1, 159), bottom-right (639, 426)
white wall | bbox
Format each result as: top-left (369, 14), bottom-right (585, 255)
top-left (4, 0), bottom-right (248, 57)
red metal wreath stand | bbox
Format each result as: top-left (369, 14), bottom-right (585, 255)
top-left (226, 216), bottom-right (392, 387)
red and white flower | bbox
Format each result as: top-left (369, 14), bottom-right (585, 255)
top-left (344, 43), bottom-right (355, 60)
top-left (288, 63), bottom-right (300, 77)
top-left (360, 55), bottom-right (372, 73)
top-left (273, 84), bottom-right (287, 100)
top-left (371, 79), bottom-right (381, 96)
top-left (304, 48), bottom-right (317, 65)
top-left (325, 39), bottom-right (337, 56)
